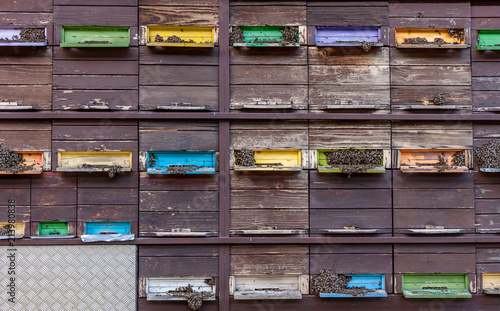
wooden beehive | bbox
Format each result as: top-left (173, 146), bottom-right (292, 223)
top-left (60, 26), bottom-right (130, 47)
top-left (0, 151), bottom-right (44, 174)
top-left (402, 274), bottom-right (471, 298)
top-left (56, 151), bottom-right (132, 173)
top-left (395, 28), bottom-right (468, 48)
top-left (234, 149), bottom-right (302, 171)
top-left (146, 151), bottom-right (215, 175)
top-left (397, 149), bottom-right (470, 173)
top-left (319, 274), bottom-right (387, 298)
top-left (146, 26), bottom-right (214, 47)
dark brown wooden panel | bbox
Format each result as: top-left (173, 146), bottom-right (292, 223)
top-left (390, 48), bottom-right (470, 66)
top-left (310, 171), bottom-right (392, 189)
top-left (140, 121), bottom-right (219, 131)
top-left (54, 6), bottom-right (138, 26)
top-left (0, 85), bottom-right (52, 110)
top-left (78, 171), bottom-right (139, 188)
top-left (30, 205), bottom-right (77, 221)
top-left (140, 0), bottom-right (218, 5)
top-left (231, 190), bottom-right (308, 209)
top-left (139, 86), bottom-right (218, 111)
top-left (139, 256), bottom-right (218, 278)
top-left (230, 129), bottom-right (308, 149)
top-left (31, 172), bottom-right (77, 188)
top-left (0, 130), bottom-right (51, 151)
top-left (0, 176), bottom-right (30, 189)
top-left (53, 76), bottom-right (138, 90)
top-left (78, 188), bottom-right (138, 205)
top-left (309, 47), bottom-right (389, 66)
top-left (139, 46), bottom-right (219, 66)
top-left (31, 188), bottom-right (77, 206)
top-left (53, 47), bottom-right (139, 61)
top-left (393, 208), bottom-right (475, 229)
top-left (139, 245), bottom-right (218, 257)
top-left (53, 89), bottom-right (138, 111)
top-left (230, 85), bottom-right (307, 109)
top-left (139, 6), bottom-right (218, 26)
top-left (474, 123), bottom-right (500, 138)
top-left (393, 170), bottom-right (473, 189)
top-left (389, 17), bottom-right (471, 29)
top-left (231, 65), bottom-right (307, 85)
top-left (310, 209), bottom-right (392, 230)
top-left (140, 191), bottom-right (218, 212)
top-left (0, 0), bottom-right (52, 12)
top-left (230, 47), bottom-right (307, 65)
top-left (309, 65), bottom-right (390, 85)
top-left (230, 209), bottom-right (308, 230)
top-left (394, 254), bottom-right (476, 273)
top-left (476, 247), bottom-right (500, 263)
top-left (473, 77), bottom-right (500, 90)
top-left (231, 254), bottom-right (308, 275)
top-left (78, 204), bottom-right (138, 221)
top-left (391, 86), bottom-right (472, 107)
top-left (139, 211), bottom-right (218, 233)
top-left (0, 65), bottom-right (52, 85)
top-left (0, 13), bottom-right (52, 26)
top-left (55, 0), bottom-right (137, 5)
top-left (230, 5), bottom-right (306, 25)
top-left (311, 244), bottom-right (392, 254)
top-left (0, 47), bottom-right (52, 65)
top-left (140, 172), bottom-right (219, 191)
top-left (138, 299), bottom-right (219, 311)
top-left (472, 4), bottom-right (500, 18)
top-left (476, 184), bottom-right (500, 199)
top-left (0, 206), bottom-right (29, 224)
top-left (140, 130), bottom-right (218, 151)
top-left (390, 2), bottom-right (470, 18)
top-left (230, 171), bottom-right (307, 190)
top-left (474, 62), bottom-right (500, 78)
top-left (391, 66), bottom-right (471, 86)
top-left (52, 125), bottom-right (138, 141)
top-left (394, 244), bottom-right (475, 254)
top-left (311, 189), bottom-right (391, 209)
top-left (307, 6), bottom-right (389, 26)
top-left (0, 189), bottom-right (30, 206)
top-left (475, 199), bottom-right (500, 214)
top-left (476, 215), bottom-right (500, 231)
top-left (53, 60), bottom-right (138, 75)
top-left (140, 65), bottom-right (218, 86)
top-left (310, 253), bottom-right (392, 274)
top-left (394, 189), bottom-right (474, 209)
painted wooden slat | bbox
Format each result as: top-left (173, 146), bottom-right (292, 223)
top-left (477, 30), bottom-right (500, 51)
top-left (318, 229), bottom-right (384, 235)
top-left (146, 26), bottom-right (214, 47)
top-left (60, 26), bottom-right (130, 47)
top-left (0, 151), bottom-right (43, 175)
top-left (56, 151), bottom-right (132, 172)
top-left (39, 221), bottom-right (68, 235)
top-left (398, 149), bottom-right (469, 173)
top-left (0, 26), bottom-right (47, 46)
top-left (319, 274), bottom-right (387, 298)
top-left (85, 222), bottom-right (130, 235)
top-left (232, 26), bottom-right (299, 47)
top-left (395, 28), bottom-right (468, 49)
top-left (315, 26), bottom-right (382, 47)
top-left (229, 229), bottom-right (307, 235)
top-left (0, 222), bottom-right (24, 239)
top-left (317, 149), bottom-right (385, 174)
top-left (147, 277), bottom-right (216, 301)
top-left (234, 150), bottom-right (302, 171)
top-left (397, 228), bottom-right (471, 235)
top-left (483, 273), bottom-right (500, 294)
top-left (402, 274), bottom-right (471, 298)
top-left (147, 151), bottom-right (215, 175)
top-left (0, 102), bottom-right (33, 111)
top-left (233, 275), bottom-right (302, 300)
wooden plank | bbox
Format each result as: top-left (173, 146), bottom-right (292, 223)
top-left (52, 124), bottom-right (138, 141)
top-left (394, 254), bottom-right (475, 273)
top-left (139, 212), bottom-right (218, 233)
top-left (308, 47), bottom-right (389, 66)
top-left (390, 48), bottom-right (470, 66)
top-left (140, 121), bottom-right (219, 131)
top-left (0, 65), bottom-right (51, 85)
top-left (0, 47), bottom-right (52, 65)
top-left (230, 120), bottom-right (307, 131)
top-left (311, 244), bottom-right (392, 255)
top-left (0, 189), bottom-right (29, 206)
top-left (394, 244), bottom-right (475, 254)
top-left (140, 0), bottom-right (218, 5)
top-left (53, 60), bottom-right (137, 75)
top-left (78, 204), bottom-right (138, 221)
top-left (472, 6), bottom-right (500, 18)
top-left (389, 18), bottom-right (471, 29)
top-left (310, 254), bottom-right (392, 274)
top-left (475, 200), bottom-right (500, 214)
top-left (53, 6), bottom-right (137, 26)
top-left (78, 189), bottom-right (138, 205)
top-left (393, 209), bottom-right (475, 229)
top-left (139, 86), bottom-right (218, 111)
top-left (231, 190), bottom-right (307, 209)
top-left (139, 6), bottom-right (218, 26)
top-left (476, 215), bottom-right (500, 231)
top-left (476, 184), bottom-right (500, 199)
top-left (310, 85), bottom-right (390, 111)
top-left (0, 0), bottom-right (52, 12)
top-left (231, 245), bottom-right (308, 255)
top-left (230, 47), bottom-right (307, 65)
top-left (392, 131), bottom-right (473, 149)
top-left (230, 5), bottom-right (306, 26)
top-left (230, 171), bottom-right (307, 190)
top-left (390, 3), bottom-right (470, 18)
top-left (140, 172), bottom-right (219, 191)
top-left (0, 130), bottom-right (51, 151)
top-left (53, 46), bottom-right (138, 61)
top-left (31, 172), bottom-right (77, 188)
top-left (53, 75), bottom-right (138, 90)
top-left (55, 0), bottom-right (137, 5)
top-left (391, 86), bottom-right (472, 108)
top-left (230, 254), bottom-right (308, 275)
top-left (31, 188), bottom-right (77, 206)
top-left (310, 209), bottom-right (392, 230)
top-left (0, 13), bottom-right (52, 26)
top-left (0, 121), bottom-right (50, 131)
top-left (307, 6), bottom-right (388, 26)
top-left (476, 247), bottom-right (500, 263)
top-left (473, 92), bottom-right (500, 111)
top-left (394, 189), bottom-right (473, 209)
top-left (309, 127), bottom-right (390, 149)
top-left (139, 245), bottom-right (218, 257)
top-left (54, 89), bottom-right (138, 111)
top-left (230, 130), bottom-right (307, 149)
top-left (0, 176), bottom-right (31, 188)
top-left (140, 65), bottom-right (218, 86)
top-left (310, 171), bottom-right (391, 189)
top-left (139, 46), bottom-right (218, 66)
top-left (473, 77), bottom-right (500, 91)
top-left (391, 66), bottom-right (471, 86)
top-left (474, 123), bottom-right (500, 138)
top-left (140, 191), bottom-right (218, 212)
top-left (393, 170), bottom-right (473, 189)
top-left (231, 85), bottom-right (307, 111)
top-left (231, 65), bottom-right (306, 85)
top-left (230, 209), bottom-right (308, 230)
top-left (139, 257), bottom-right (218, 278)
top-left (311, 189), bottom-right (391, 209)
top-left (139, 130), bottom-right (218, 151)
top-left (78, 171), bottom-right (138, 188)
top-left (0, 85), bottom-right (51, 110)
top-left (473, 62), bottom-right (500, 77)
top-left (309, 65), bottom-right (389, 85)
top-left (30, 206), bottom-right (76, 221)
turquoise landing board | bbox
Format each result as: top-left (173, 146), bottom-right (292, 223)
top-left (147, 151), bottom-right (216, 174)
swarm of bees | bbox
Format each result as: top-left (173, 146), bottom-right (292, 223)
top-left (0, 28), bottom-right (45, 43)
top-left (361, 41), bottom-right (374, 52)
top-left (168, 284), bottom-right (213, 311)
top-left (311, 268), bottom-right (374, 297)
top-left (234, 149), bottom-right (256, 166)
top-left (81, 163), bottom-right (122, 178)
top-left (476, 140), bottom-right (500, 169)
top-left (279, 26), bottom-right (299, 45)
top-left (166, 164), bottom-right (203, 175)
top-left (415, 151), bottom-right (465, 173)
top-left (448, 29), bottom-right (465, 41)
top-left (325, 149), bottom-right (383, 177)
top-left (165, 35), bottom-right (195, 44)
top-left (0, 143), bottom-right (35, 173)
top-left (229, 27), bottom-right (244, 44)
top-left (432, 93), bottom-right (445, 105)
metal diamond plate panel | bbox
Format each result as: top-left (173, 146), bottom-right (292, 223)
top-left (1, 245), bottom-right (136, 311)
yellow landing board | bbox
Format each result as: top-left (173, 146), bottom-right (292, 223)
top-left (57, 151), bottom-right (132, 170)
top-left (235, 149), bottom-right (302, 171)
top-left (147, 26), bottom-right (215, 47)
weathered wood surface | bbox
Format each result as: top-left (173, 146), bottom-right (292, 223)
top-left (140, 6), bottom-right (218, 26)
top-left (231, 130), bottom-right (308, 149)
top-left (140, 172), bottom-right (219, 191)
top-left (231, 65), bottom-right (307, 85)
top-left (310, 171), bottom-right (391, 189)
top-left (54, 6), bottom-right (138, 26)
top-left (54, 47), bottom-right (138, 61)
top-left (140, 65), bottom-right (218, 86)
top-left (309, 121), bottom-right (390, 149)
top-left (310, 209), bottom-right (392, 230)
top-left (139, 245), bottom-right (218, 257)
top-left (391, 86), bottom-right (472, 108)
top-left (310, 253), bottom-right (392, 274)
top-left (140, 191), bottom-right (218, 212)
top-left (139, 257), bottom-right (218, 277)
top-left (53, 76), bottom-right (138, 90)
top-left (391, 66), bottom-right (471, 86)
top-left (307, 6), bottom-right (389, 26)
top-left (53, 60), bottom-right (137, 75)
top-left (78, 171), bottom-right (138, 188)
top-left (393, 209), bottom-right (475, 229)
top-left (30, 206), bottom-right (76, 221)
top-left (55, 0), bottom-right (137, 5)
top-left (0, 65), bottom-right (52, 85)
top-left (230, 171), bottom-right (307, 190)
top-left (309, 47), bottom-right (389, 66)
top-left (53, 124), bottom-right (138, 141)
top-left (140, 0), bottom-right (218, 5)
top-left (0, 86), bottom-right (51, 110)
top-left (78, 204), bottom-right (138, 221)
top-left (0, 176), bottom-right (30, 189)
top-left (474, 123), bottom-right (500, 137)
top-left (0, 128), bottom-right (51, 151)
top-left (392, 122), bottom-right (473, 149)
top-left (393, 170), bottom-right (473, 189)
top-left (230, 209), bottom-right (308, 230)
top-left (140, 46), bottom-right (218, 65)
top-left (394, 254), bottom-right (476, 273)
top-left (473, 62), bottom-right (500, 77)
top-left (309, 65), bottom-right (390, 85)
top-left (78, 189), bottom-right (138, 205)
top-left (231, 85), bottom-right (307, 111)
top-left (389, 18), bottom-right (471, 29)
top-left (140, 130), bottom-right (218, 151)
top-left (0, 189), bottom-right (30, 206)
top-left (140, 86), bottom-right (218, 111)
top-left (390, 2), bottom-right (470, 18)
top-left (0, 13), bottom-right (52, 26)
top-left (230, 5), bottom-right (306, 26)
top-left (390, 49), bottom-right (470, 66)
top-left (0, 0), bottom-right (52, 12)
top-left (394, 189), bottom-right (474, 209)
top-left (230, 246), bottom-right (308, 275)
top-left (231, 47), bottom-right (307, 65)
top-left (139, 212), bottom-right (219, 233)
top-left (473, 77), bottom-right (500, 90)
top-left (311, 189), bottom-right (391, 209)
top-left (54, 90), bottom-right (138, 111)
top-left (31, 188), bottom-right (76, 206)
top-left (309, 85), bottom-right (390, 111)
top-left (0, 48), bottom-right (52, 65)
top-left (475, 184), bottom-right (500, 199)
top-left (231, 190), bottom-right (307, 209)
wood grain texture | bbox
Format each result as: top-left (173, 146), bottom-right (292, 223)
top-left (0, 85), bottom-right (52, 110)
top-left (140, 0), bottom-right (218, 5)
top-left (310, 209), bottom-right (392, 230)
top-left (310, 253), bottom-right (392, 274)
top-left (394, 244), bottom-right (475, 254)
top-left (78, 189), bottom-right (138, 205)
top-left (53, 89), bottom-right (138, 111)
top-left (476, 247), bottom-right (500, 263)
top-left (231, 190), bottom-right (307, 209)
top-left (390, 2), bottom-right (470, 18)
top-left (53, 125), bottom-right (138, 141)
top-left (30, 206), bottom-right (77, 221)
top-left (390, 48), bottom-right (470, 66)
top-left (473, 77), bottom-right (500, 90)
top-left (308, 47), bottom-right (389, 66)
top-left (474, 123), bottom-right (500, 138)
top-left (0, 0), bottom-right (52, 12)
top-left (472, 5), bottom-right (500, 18)
top-left (309, 65), bottom-right (390, 85)
top-left (78, 204), bottom-right (138, 221)
top-left (140, 130), bottom-right (218, 151)
top-left (473, 62), bottom-right (500, 77)
top-left (309, 126), bottom-right (390, 150)
top-left (389, 17), bottom-right (471, 29)
top-left (55, 0), bottom-right (137, 5)
top-left (139, 257), bottom-right (218, 278)
top-left (0, 47), bottom-right (52, 66)
top-left (140, 65), bottom-right (218, 86)
top-left (230, 254), bottom-right (308, 275)
top-left (31, 188), bottom-right (77, 206)
top-left (310, 171), bottom-right (392, 189)
top-left (230, 171), bottom-right (308, 190)
top-left (53, 76), bottom-right (138, 90)
top-left (307, 6), bottom-right (389, 26)
top-left (230, 129), bottom-right (307, 149)
top-left (139, 46), bottom-right (219, 65)
top-left (0, 189), bottom-right (30, 206)
top-left (230, 5), bottom-right (306, 26)
top-left (140, 191), bottom-right (218, 212)
top-left (0, 13), bottom-right (52, 25)
top-left (391, 66), bottom-right (471, 86)
top-left (394, 254), bottom-right (475, 273)
top-left (393, 170), bottom-right (473, 189)
top-left (230, 47), bottom-right (307, 65)
top-left (139, 211), bottom-right (219, 232)
top-left (230, 85), bottom-right (307, 109)
top-left (54, 6), bottom-right (138, 26)
top-left (0, 65), bottom-right (51, 85)
top-left (392, 127), bottom-right (473, 150)
top-left (0, 129), bottom-right (51, 151)
top-left (53, 60), bottom-right (138, 75)
top-left (393, 208), bottom-right (475, 229)
top-left (54, 47), bottom-right (138, 61)
top-left (230, 209), bottom-right (308, 230)
top-left (140, 86), bottom-right (218, 111)
top-left (311, 189), bottom-right (391, 209)
top-left (231, 65), bottom-right (307, 85)
top-left (139, 245), bottom-right (219, 257)
top-left (394, 189), bottom-right (474, 209)
top-left (139, 6), bottom-right (219, 26)
top-left (78, 171), bottom-right (138, 188)
top-left (140, 172), bottom-right (219, 191)
top-left (391, 86), bottom-right (472, 107)
top-left (0, 176), bottom-right (30, 189)
top-left (476, 184), bottom-right (500, 199)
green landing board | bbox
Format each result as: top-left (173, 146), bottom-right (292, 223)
top-left (232, 26), bottom-right (299, 47)
top-left (39, 222), bottom-right (69, 235)
top-left (402, 274), bottom-right (471, 298)
top-left (61, 26), bottom-right (130, 47)
top-left (477, 30), bottom-right (500, 50)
